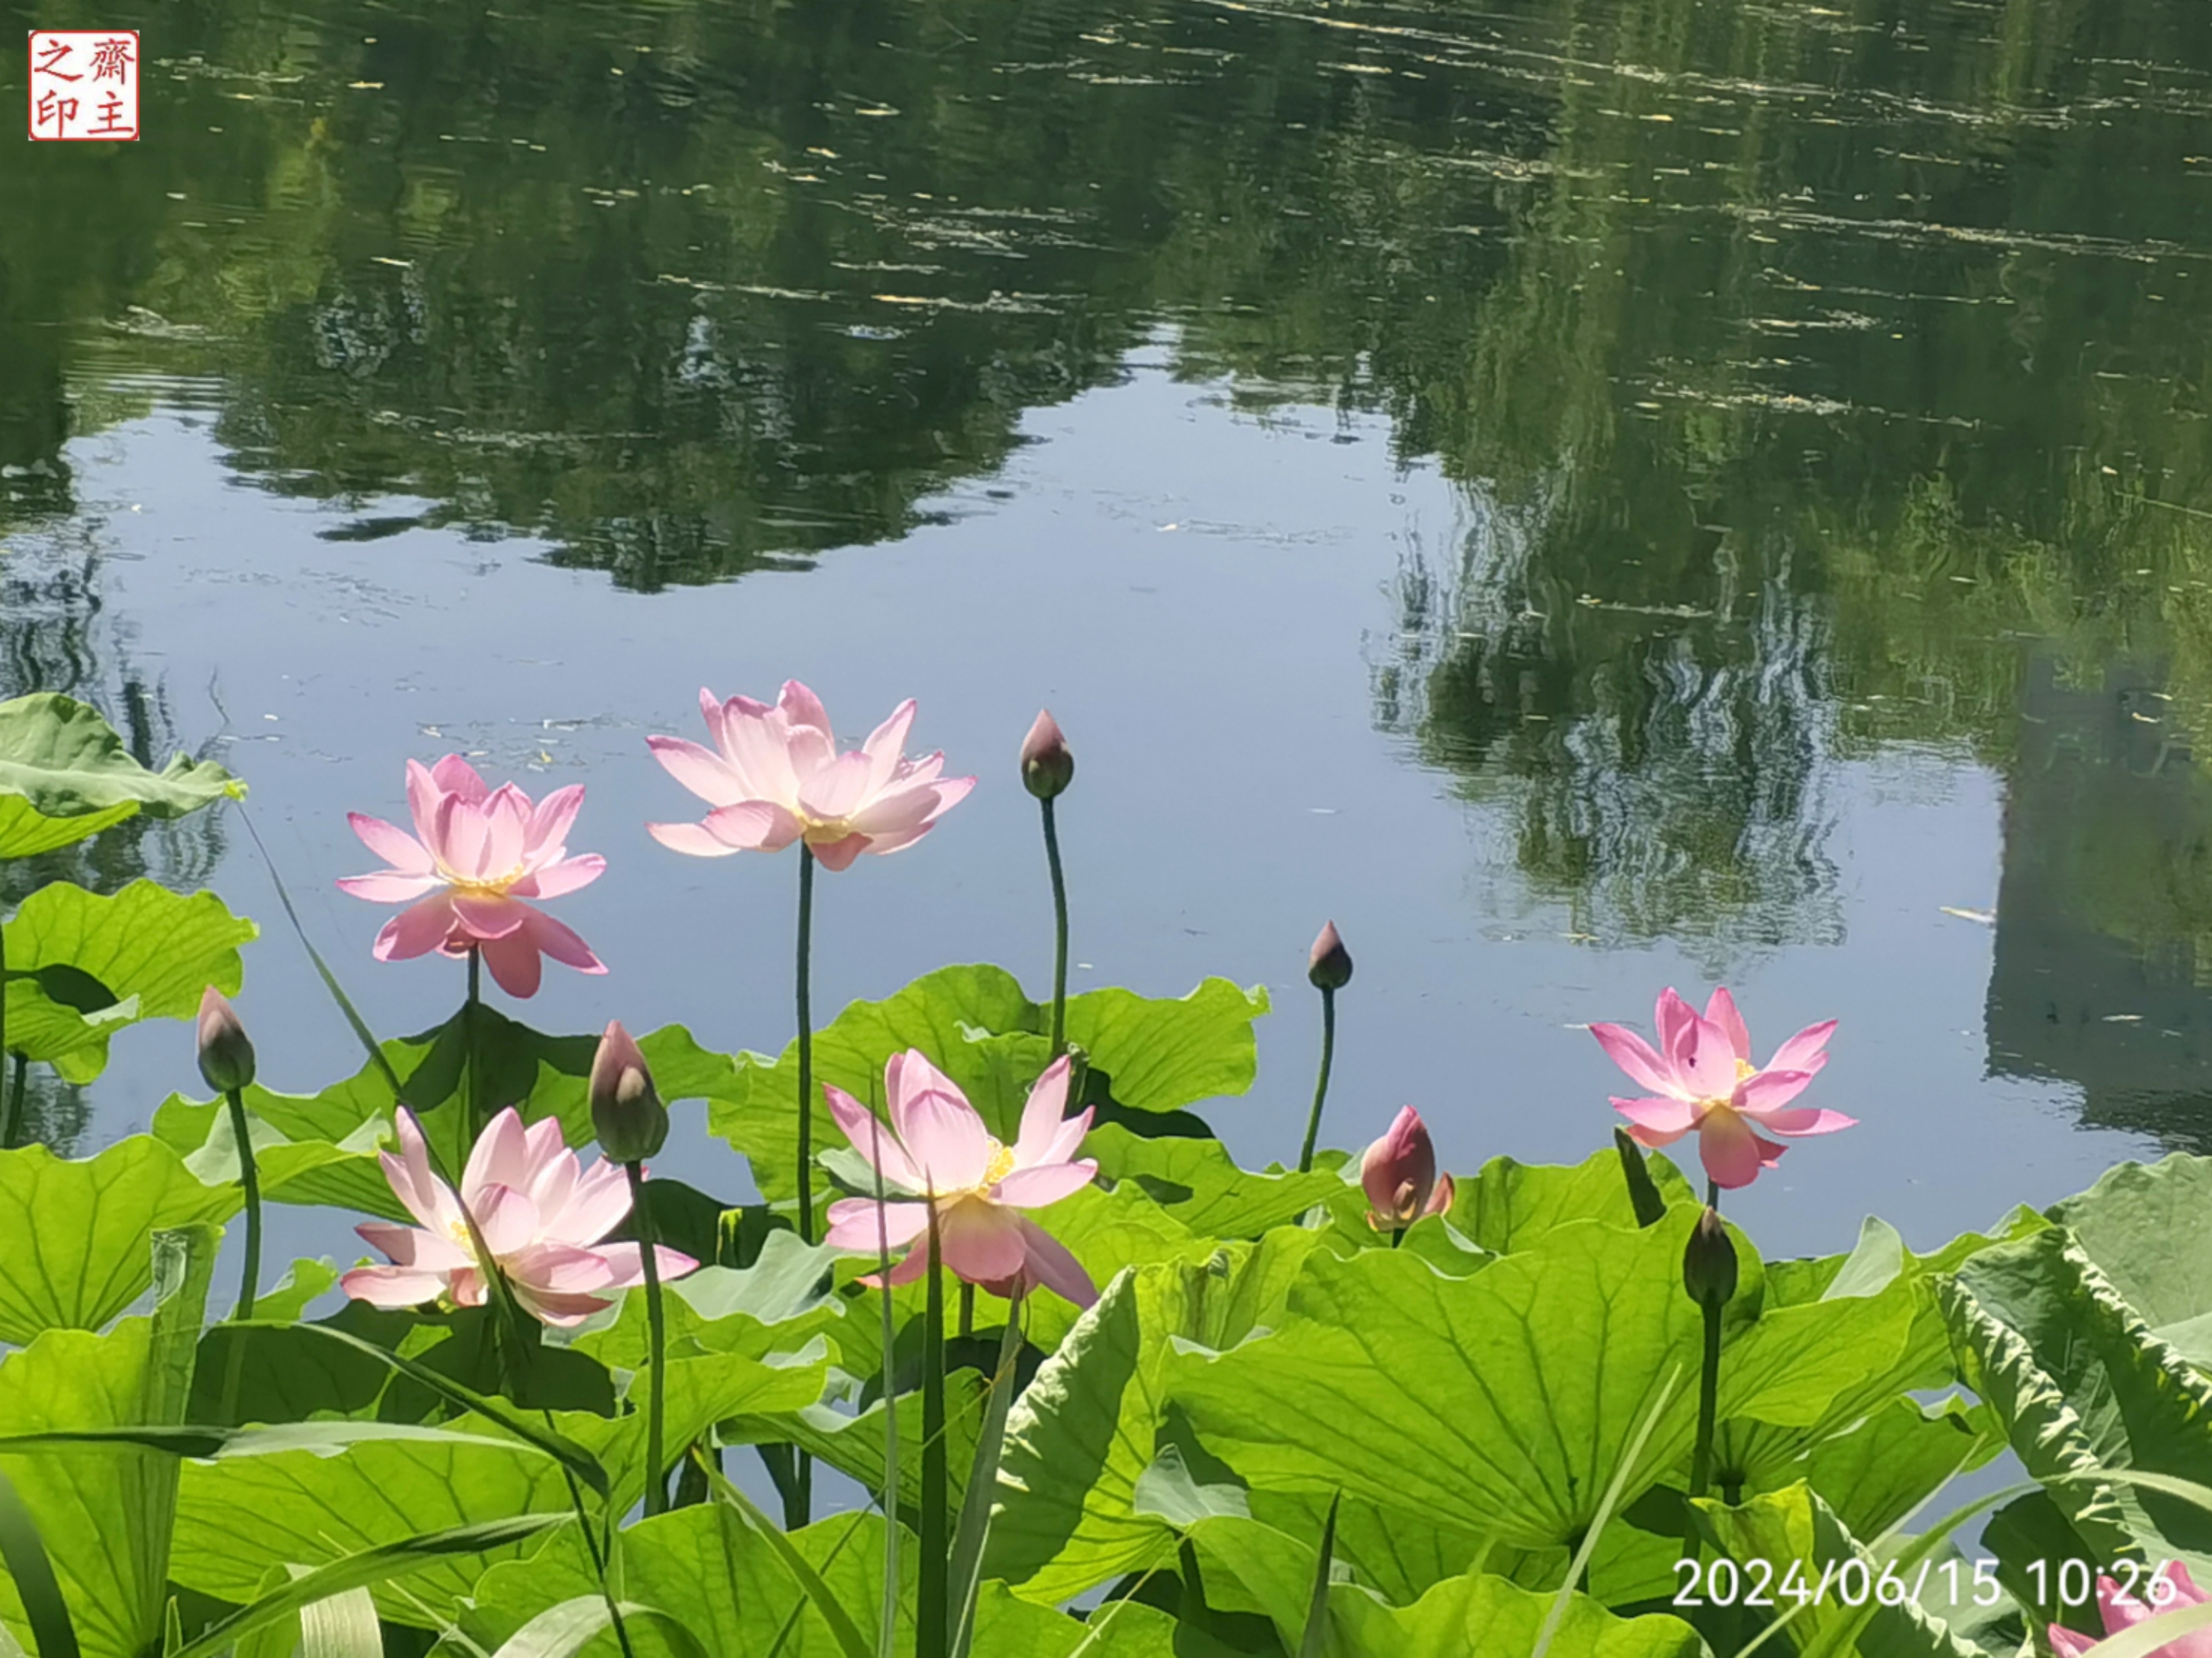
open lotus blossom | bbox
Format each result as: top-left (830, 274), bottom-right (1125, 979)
top-left (338, 756), bottom-right (606, 999)
top-left (341, 1106), bottom-right (694, 1327)
top-left (645, 680), bottom-right (973, 871)
top-left (1591, 986), bottom-right (1854, 1190)
top-left (824, 1051), bottom-right (1098, 1308)
top-left (2049, 1563), bottom-right (2212, 1658)
top-left (1362, 1105), bottom-right (1454, 1230)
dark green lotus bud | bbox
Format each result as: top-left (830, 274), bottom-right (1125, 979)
top-left (1307, 920), bottom-right (1353, 992)
top-left (1683, 1207), bottom-right (1739, 1309)
top-left (590, 1020), bottom-right (668, 1163)
top-left (1021, 709), bottom-right (1075, 800)
top-left (196, 986), bottom-right (256, 1094)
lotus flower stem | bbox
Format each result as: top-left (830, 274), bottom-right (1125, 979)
top-left (224, 1088), bottom-right (262, 1320)
top-left (1297, 987), bottom-right (1336, 1175)
top-left (1705, 1179), bottom-right (1719, 1213)
top-left (464, 945), bottom-right (486, 1142)
top-left (1689, 1301), bottom-right (1722, 1498)
top-left (1040, 796), bottom-right (1069, 1058)
top-left (0, 1053), bottom-right (22, 1151)
top-left (625, 1162), bottom-right (669, 1519)
top-left (1681, 1208), bottom-right (1736, 1501)
top-left (795, 845), bottom-right (817, 1242)
top-left (959, 1281), bottom-right (975, 1339)
top-left (919, 1193), bottom-right (950, 1658)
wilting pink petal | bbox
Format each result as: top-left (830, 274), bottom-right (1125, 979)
top-left (938, 1199), bottom-right (1028, 1284)
top-left (345, 1106), bottom-right (693, 1327)
top-left (340, 757), bottom-right (606, 999)
top-left (1015, 1217), bottom-right (1097, 1309)
top-left (1593, 987), bottom-right (1848, 1193)
top-left (829, 1049), bottom-right (1097, 1306)
top-left (1698, 1110), bottom-right (1787, 1190)
top-left (645, 681), bottom-right (972, 871)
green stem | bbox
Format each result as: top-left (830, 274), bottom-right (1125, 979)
top-left (948, 1301), bottom-right (1027, 1653)
top-left (554, 1431), bottom-right (639, 1658)
top-left (1041, 796), bottom-right (1069, 1058)
top-left (959, 1281), bottom-right (975, 1340)
top-left (0, 1053), bottom-right (22, 1152)
top-left (792, 845), bottom-right (817, 1531)
top-left (465, 945), bottom-right (485, 1144)
top-left (1688, 1299), bottom-right (1723, 1499)
top-left (1296, 986), bottom-right (1336, 1174)
top-left (795, 846), bottom-right (816, 1242)
top-left (224, 1087), bottom-right (262, 1320)
top-left (1705, 1178), bottom-right (1719, 1213)
top-left (626, 1162), bottom-right (668, 1519)
top-left (919, 1198), bottom-right (950, 1658)
top-left (1389, 1227), bottom-right (1404, 1251)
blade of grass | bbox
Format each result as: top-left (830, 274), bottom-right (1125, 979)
top-left (1531, 1363), bottom-right (1683, 1658)
top-left (171, 1516), bottom-right (565, 1658)
top-left (948, 1302), bottom-right (1026, 1658)
top-left (1295, 1492), bottom-right (1341, 1658)
top-left (298, 1586), bottom-right (381, 1658)
top-left (231, 805), bottom-right (402, 1097)
top-left (489, 1595), bottom-right (712, 1658)
top-left (292, 1325), bottom-right (607, 1498)
top-left (691, 1447), bottom-right (874, 1658)
top-left (0, 1465), bottom-right (79, 1658)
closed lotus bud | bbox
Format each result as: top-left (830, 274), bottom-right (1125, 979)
top-left (589, 1020), bottom-right (668, 1163)
top-left (196, 986), bottom-right (256, 1094)
top-left (1362, 1105), bottom-right (1453, 1229)
top-left (1021, 709), bottom-right (1074, 800)
top-left (1307, 920), bottom-right (1353, 992)
top-left (1683, 1207), bottom-right (1739, 1309)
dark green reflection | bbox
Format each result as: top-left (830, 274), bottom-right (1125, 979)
top-left (6, 0), bottom-right (2212, 1136)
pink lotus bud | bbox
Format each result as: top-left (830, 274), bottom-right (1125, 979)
top-left (196, 986), bottom-right (256, 1094)
top-left (1020, 709), bottom-right (1074, 800)
top-left (1682, 1207), bottom-right (1739, 1309)
top-left (589, 1020), bottom-right (667, 1163)
top-left (1307, 920), bottom-right (1353, 992)
top-left (1362, 1105), bottom-right (1452, 1229)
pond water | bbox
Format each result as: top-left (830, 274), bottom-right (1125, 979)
top-left (6, 0), bottom-right (2212, 1265)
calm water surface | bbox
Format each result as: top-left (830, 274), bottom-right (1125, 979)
top-left (6, 0), bottom-right (2212, 1262)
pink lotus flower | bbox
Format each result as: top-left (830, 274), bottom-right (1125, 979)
top-left (645, 681), bottom-right (973, 871)
top-left (2050, 1563), bottom-right (2212, 1657)
top-left (1362, 1105), bottom-right (1454, 1230)
top-left (824, 1051), bottom-right (1099, 1308)
top-left (1591, 986), bottom-right (1853, 1190)
top-left (341, 1106), bottom-right (695, 1327)
top-left (338, 756), bottom-right (607, 999)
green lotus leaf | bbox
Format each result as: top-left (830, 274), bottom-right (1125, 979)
top-left (0, 1226), bottom-right (213, 1658)
top-left (1940, 1225), bottom-right (2212, 1620)
top-left (0, 693), bottom-right (242, 860)
top-left (1168, 1210), bottom-right (1917, 1556)
top-left (987, 1233), bottom-right (1321, 1605)
top-left (1085, 1123), bottom-right (1345, 1239)
top-left (1697, 1481), bottom-right (1993, 1657)
top-left (707, 965), bottom-right (1268, 1204)
top-left (2046, 1153), bottom-right (2212, 1366)
top-left (1186, 1510), bottom-right (1703, 1657)
top-left (0, 1138), bottom-right (239, 1342)
top-left (2, 879), bottom-right (257, 1081)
